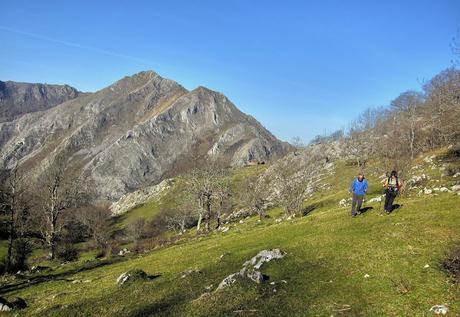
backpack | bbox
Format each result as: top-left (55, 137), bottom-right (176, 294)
top-left (387, 176), bottom-right (400, 192)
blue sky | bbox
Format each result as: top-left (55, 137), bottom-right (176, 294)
top-left (1, 1), bottom-right (459, 142)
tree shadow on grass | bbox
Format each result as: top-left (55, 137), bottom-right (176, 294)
top-left (0, 257), bottom-right (128, 295)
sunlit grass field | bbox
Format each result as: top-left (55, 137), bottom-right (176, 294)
top-left (0, 156), bottom-right (459, 316)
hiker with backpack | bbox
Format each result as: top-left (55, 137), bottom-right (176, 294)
top-left (349, 173), bottom-right (368, 217)
top-left (383, 170), bottom-right (401, 214)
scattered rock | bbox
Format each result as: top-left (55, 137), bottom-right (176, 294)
top-left (364, 274), bottom-right (370, 279)
top-left (116, 269), bottom-right (150, 286)
top-left (368, 195), bottom-right (383, 203)
top-left (118, 248), bottom-right (131, 256)
top-left (424, 264), bottom-right (430, 269)
top-left (430, 304), bottom-right (448, 315)
top-left (451, 185), bottom-right (460, 192)
top-left (423, 188), bottom-right (432, 195)
top-left (339, 199), bottom-right (348, 207)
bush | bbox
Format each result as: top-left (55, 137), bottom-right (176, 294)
top-left (442, 245), bottom-right (460, 283)
top-left (56, 243), bottom-right (79, 263)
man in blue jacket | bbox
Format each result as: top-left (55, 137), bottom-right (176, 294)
top-left (349, 173), bottom-right (368, 216)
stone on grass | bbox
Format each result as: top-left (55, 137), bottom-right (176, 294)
top-left (451, 185), bottom-right (460, 192)
top-left (368, 196), bottom-right (383, 203)
top-left (430, 304), bottom-right (448, 315)
top-left (118, 248), bottom-right (130, 256)
top-left (243, 249), bottom-right (287, 269)
top-left (217, 249), bottom-right (287, 291)
top-left (116, 269), bottom-right (149, 286)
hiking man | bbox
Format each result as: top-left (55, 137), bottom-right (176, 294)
top-left (383, 170), bottom-right (400, 214)
top-left (349, 173), bottom-right (368, 216)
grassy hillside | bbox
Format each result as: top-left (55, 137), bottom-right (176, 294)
top-left (0, 154), bottom-right (459, 316)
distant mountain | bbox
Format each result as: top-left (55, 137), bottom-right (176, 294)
top-left (0, 71), bottom-right (291, 202)
top-left (0, 80), bottom-right (80, 122)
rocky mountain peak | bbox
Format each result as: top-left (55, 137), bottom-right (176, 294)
top-left (0, 71), bottom-right (291, 202)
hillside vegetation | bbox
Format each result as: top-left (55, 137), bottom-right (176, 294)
top-left (0, 148), bottom-right (459, 316)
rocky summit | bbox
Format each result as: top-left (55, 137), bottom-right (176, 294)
top-left (0, 71), bottom-right (291, 202)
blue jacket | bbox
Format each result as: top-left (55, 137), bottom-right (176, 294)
top-left (350, 178), bottom-right (368, 196)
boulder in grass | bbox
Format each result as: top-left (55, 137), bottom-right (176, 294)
top-left (430, 304), bottom-right (448, 315)
top-left (243, 249), bottom-right (287, 270)
top-left (116, 269), bottom-right (149, 286)
top-left (217, 249), bottom-right (286, 290)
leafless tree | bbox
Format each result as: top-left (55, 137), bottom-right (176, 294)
top-left (242, 175), bottom-right (268, 220)
top-left (164, 199), bottom-right (196, 233)
top-left (274, 160), bottom-right (308, 216)
top-left (77, 206), bottom-right (112, 254)
top-left (35, 156), bottom-right (86, 259)
top-left (390, 91), bottom-right (424, 159)
top-left (187, 158), bottom-right (226, 233)
top-left (0, 162), bottom-right (29, 272)
top-left (127, 218), bottom-right (148, 242)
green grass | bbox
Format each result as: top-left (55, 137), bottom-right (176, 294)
top-left (1, 156), bottom-right (459, 316)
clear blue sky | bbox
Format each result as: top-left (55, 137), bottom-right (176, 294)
top-left (1, 0), bottom-right (459, 142)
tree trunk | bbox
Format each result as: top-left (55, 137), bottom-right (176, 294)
top-left (196, 212), bottom-right (202, 232)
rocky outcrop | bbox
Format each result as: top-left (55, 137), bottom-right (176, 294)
top-left (0, 80), bottom-right (80, 122)
top-left (217, 249), bottom-right (286, 290)
top-left (109, 179), bottom-right (172, 215)
top-left (0, 71), bottom-right (291, 202)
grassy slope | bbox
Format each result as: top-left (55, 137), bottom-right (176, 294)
top-left (1, 157), bottom-right (459, 316)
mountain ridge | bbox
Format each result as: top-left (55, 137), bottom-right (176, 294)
top-left (0, 70), bottom-right (291, 202)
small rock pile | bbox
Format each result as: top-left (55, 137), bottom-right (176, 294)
top-left (217, 249), bottom-right (287, 291)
